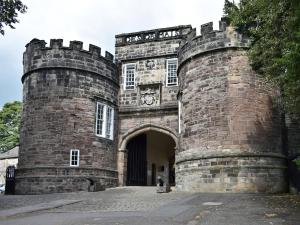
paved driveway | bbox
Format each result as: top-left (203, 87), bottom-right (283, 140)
top-left (0, 187), bottom-right (299, 225)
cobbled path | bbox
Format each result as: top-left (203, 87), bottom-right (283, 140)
top-left (0, 187), bottom-right (190, 212)
top-left (51, 186), bottom-right (190, 212)
top-left (0, 187), bottom-right (300, 225)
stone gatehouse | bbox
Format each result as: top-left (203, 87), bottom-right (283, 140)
top-left (15, 20), bottom-right (300, 194)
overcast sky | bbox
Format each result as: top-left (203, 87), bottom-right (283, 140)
top-left (0, 0), bottom-right (227, 108)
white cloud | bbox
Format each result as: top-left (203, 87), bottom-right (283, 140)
top-left (0, 0), bottom-right (225, 107)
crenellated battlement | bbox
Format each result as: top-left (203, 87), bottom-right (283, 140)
top-left (25, 39), bottom-right (113, 61)
top-left (115, 25), bottom-right (192, 46)
top-left (176, 19), bottom-right (287, 194)
top-left (18, 39), bottom-right (119, 194)
top-left (178, 19), bottom-right (251, 67)
top-left (23, 39), bottom-right (117, 83)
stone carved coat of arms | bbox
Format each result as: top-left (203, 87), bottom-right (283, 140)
top-left (140, 87), bottom-right (159, 106)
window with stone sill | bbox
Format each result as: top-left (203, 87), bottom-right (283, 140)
top-left (124, 63), bottom-right (136, 90)
top-left (70, 149), bottom-right (80, 167)
top-left (166, 58), bottom-right (178, 86)
top-left (95, 102), bottom-right (114, 140)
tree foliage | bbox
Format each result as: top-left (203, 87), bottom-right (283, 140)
top-left (0, 101), bottom-right (21, 153)
top-left (294, 159), bottom-right (300, 168)
top-left (0, 0), bottom-right (27, 35)
top-left (224, 0), bottom-right (300, 117)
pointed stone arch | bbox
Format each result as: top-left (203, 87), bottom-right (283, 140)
top-left (117, 124), bottom-right (178, 186)
top-left (119, 124), bottom-right (178, 150)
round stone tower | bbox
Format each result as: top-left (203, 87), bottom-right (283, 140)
top-left (16, 39), bottom-right (119, 194)
top-left (176, 21), bottom-right (288, 193)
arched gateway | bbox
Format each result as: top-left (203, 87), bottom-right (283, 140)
top-left (16, 22), bottom-right (295, 194)
top-left (118, 125), bottom-right (178, 186)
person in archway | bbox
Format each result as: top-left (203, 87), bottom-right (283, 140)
top-left (157, 176), bottom-right (164, 187)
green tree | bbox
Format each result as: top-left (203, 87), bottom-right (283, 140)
top-left (223, 0), bottom-right (300, 117)
top-left (0, 101), bottom-right (21, 153)
top-left (0, 0), bottom-right (27, 35)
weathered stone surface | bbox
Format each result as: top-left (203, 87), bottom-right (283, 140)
top-left (285, 115), bottom-right (300, 157)
top-left (16, 40), bottom-right (118, 194)
top-left (115, 26), bottom-right (191, 186)
top-left (177, 25), bottom-right (288, 193)
top-left (16, 22), bottom-right (298, 194)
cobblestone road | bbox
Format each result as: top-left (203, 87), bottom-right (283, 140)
top-left (51, 186), bottom-right (191, 212)
top-left (0, 187), bottom-right (190, 212)
top-left (0, 187), bottom-right (299, 225)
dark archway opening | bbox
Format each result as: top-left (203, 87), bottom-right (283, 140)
top-left (126, 133), bottom-right (147, 186)
top-left (126, 131), bottom-right (176, 186)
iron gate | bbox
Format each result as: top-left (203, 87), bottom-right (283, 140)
top-left (5, 166), bottom-right (15, 195)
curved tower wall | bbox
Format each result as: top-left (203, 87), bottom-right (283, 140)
top-left (16, 39), bottom-right (119, 194)
top-left (176, 22), bottom-right (287, 193)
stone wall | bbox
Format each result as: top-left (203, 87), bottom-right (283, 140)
top-left (176, 22), bottom-right (288, 193)
top-left (115, 26), bottom-right (192, 185)
top-left (16, 39), bottom-right (119, 194)
top-left (115, 25), bottom-right (193, 134)
top-left (285, 116), bottom-right (300, 157)
top-left (115, 25), bottom-right (192, 108)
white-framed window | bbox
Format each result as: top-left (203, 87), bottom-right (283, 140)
top-left (70, 149), bottom-right (80, 167)
top-left (124, 63), bottom-right (136, 90)
top-left (166, 58), bottom-right (178, 86)
top-left (96, 102), bottom-right (114, 140)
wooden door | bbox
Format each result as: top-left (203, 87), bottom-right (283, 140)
top-left (126, 134), bottom-right (147, 186)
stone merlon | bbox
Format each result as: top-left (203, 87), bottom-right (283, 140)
top-left (22, 39), bottom-right (117, 84)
